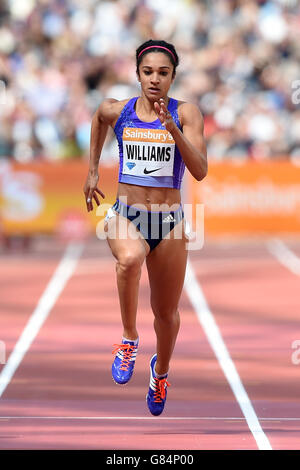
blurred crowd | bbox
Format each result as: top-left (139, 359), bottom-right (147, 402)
top-left (0, 0), bottom-right (300, 163)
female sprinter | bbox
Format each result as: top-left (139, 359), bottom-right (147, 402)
top-left (84, 39), bottom-right (207, 416)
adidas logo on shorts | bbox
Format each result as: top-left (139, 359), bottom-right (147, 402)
top-left (162, 214), bottom-right (175, 223)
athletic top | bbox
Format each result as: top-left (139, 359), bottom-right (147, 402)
top-left (113, 96), bottom-right (186, 189)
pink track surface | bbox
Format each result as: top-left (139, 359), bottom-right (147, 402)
top-left (0, 236), bottom-right (300, 450)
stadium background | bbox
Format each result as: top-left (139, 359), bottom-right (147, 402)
top-left (0, 0), bottom-right (300, 241)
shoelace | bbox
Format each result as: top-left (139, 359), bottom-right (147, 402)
top-left (112, 343), bottom-right (137, 371)
top-left (153, 377), bottom-right (171, 403)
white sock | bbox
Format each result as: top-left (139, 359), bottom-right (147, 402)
top-left (122, 336), bottom-right (139, 346)
top-left (154, 366), bottom-right (168, 379)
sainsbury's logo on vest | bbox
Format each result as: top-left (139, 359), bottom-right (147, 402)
top-left (123, 127), bottom-right (174, 144)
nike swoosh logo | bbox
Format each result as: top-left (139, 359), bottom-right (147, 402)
top-left (144, 167), bottom-right (163, 174)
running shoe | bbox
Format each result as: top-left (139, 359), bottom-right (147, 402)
top-left (112, 339), bottom-right (138, 385)
top-left (146, 354), bottom-right (170, 416)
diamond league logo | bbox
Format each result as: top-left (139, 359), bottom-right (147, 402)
top-left (126, 162), bottom-right (136, 170)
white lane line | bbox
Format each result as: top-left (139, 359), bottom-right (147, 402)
top-left (184, 259), bottom-right (272, 451)
top-left (266, 238), bottom-right (300, 276)
top-left (0, 416), bottom-right (297, 421)
top-left (0, 241), bottom-right (85, 398)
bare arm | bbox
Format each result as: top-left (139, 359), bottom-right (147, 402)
top-left (84, 98), bottom-right (118, 212)
top-left (154, 99), bottom-right (207, 181)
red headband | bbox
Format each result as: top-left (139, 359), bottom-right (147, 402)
top-left (138, 45), bottom-right (176, 62)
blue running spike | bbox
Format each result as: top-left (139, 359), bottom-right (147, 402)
top-left (112, 339), bottom-right (138, 385)
top-left (146, 354), bottom-right (170, 416)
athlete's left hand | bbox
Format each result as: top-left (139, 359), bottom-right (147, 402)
top-left (154, 98), bottom-right (175, 132)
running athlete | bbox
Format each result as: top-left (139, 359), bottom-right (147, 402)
top-left (83, 39), bottom-right (207, 416)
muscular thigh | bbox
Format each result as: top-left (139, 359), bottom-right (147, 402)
top-left (146, 221), bottom-right (188, 312)
top-left (104, 213), bottom-right (150, 261)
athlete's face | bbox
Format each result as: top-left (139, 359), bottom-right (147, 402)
top-left (137, 52), bottom-right (175, 100)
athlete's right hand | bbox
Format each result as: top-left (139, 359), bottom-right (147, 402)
top-left (83, 172), bottom-right (105, 212)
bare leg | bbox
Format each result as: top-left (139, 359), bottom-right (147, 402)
top-left (146, 221), bottom-right (188, 375)
top-left (105, 213), bottom-right (149, 340)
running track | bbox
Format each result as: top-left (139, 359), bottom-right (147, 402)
top-left (0, 236), bottom-right (300, 450)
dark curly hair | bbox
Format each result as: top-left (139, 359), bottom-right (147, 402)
top-left (136, 39), bottom-right (179, 78)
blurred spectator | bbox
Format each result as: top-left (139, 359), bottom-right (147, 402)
top-left (0, 0), bottom-right (299, 163)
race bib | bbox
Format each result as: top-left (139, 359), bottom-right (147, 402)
top-left (122, 127), bottom-right (175, 177)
